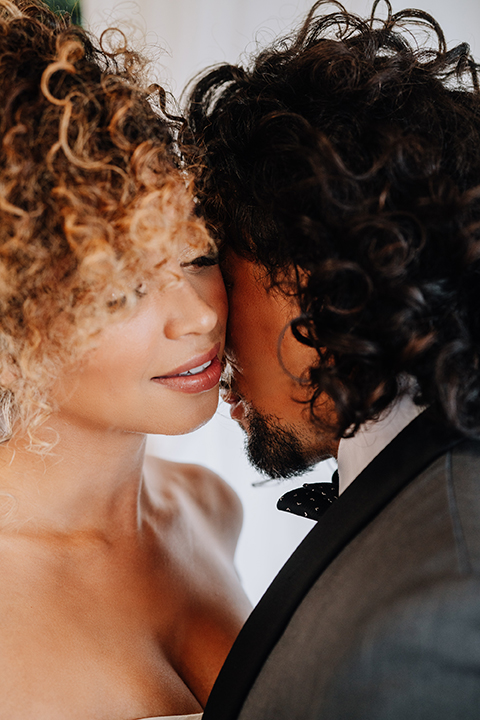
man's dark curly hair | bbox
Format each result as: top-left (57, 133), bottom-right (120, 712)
top-left (185, 0), bottom-right (480, 439)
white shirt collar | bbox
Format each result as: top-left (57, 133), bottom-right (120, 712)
top-left (337, 394), bottom-right (425, 495)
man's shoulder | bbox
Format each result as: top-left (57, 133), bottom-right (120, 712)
top-left (320, 574), bottom-right (480, 720)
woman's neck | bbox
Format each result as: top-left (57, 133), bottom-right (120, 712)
top-left (0, 417), bottom-right (147, 536)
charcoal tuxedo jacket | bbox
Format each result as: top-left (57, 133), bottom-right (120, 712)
top-left (204, 407), bottom-right (480, 719)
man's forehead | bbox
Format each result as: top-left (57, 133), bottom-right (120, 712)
top-left (221, 249), bottom-right (300, 298)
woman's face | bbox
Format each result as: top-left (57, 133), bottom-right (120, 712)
top-left (54, 242), bottom-right (228, 436)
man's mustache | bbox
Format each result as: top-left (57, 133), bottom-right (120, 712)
top-left (220, 358), bottom-right (243, 402)
top-left (220, 359), bottom-right (234, 393)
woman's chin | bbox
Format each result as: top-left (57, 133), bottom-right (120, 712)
top-left (150, 389), bottom-right (220, 437)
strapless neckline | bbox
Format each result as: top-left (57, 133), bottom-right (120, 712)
top-left (138, 714), bottom-right (203, 720)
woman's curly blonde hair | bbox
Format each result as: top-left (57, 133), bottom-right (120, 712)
top-left (0, 0), bottom-right (210, 447)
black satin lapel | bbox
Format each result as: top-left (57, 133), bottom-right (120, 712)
top-left (203, 408), bottom-right (465, 720)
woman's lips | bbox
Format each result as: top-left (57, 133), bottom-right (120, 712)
top-left (152, 346), bottom-right (222, 394)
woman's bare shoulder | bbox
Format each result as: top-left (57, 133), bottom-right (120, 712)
top-left (143, 455), bottom-right (243, 557)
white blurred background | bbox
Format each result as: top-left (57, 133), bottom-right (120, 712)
top-left (82, 0), bottom-right (480, 605)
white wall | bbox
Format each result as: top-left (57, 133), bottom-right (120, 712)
top-left (83, 0), bottom-right (480, 98)
top-left (82, 0), bottom-right (480, 604)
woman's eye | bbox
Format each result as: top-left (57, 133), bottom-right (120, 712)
top-left (135, 282), bottom-right (147, 297)
top-left (181, 254), bottom-right (219, 272)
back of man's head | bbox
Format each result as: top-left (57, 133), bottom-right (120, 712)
top-left (186, 0), bottom-right (480, 439)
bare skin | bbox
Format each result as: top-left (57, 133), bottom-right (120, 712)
top-left (222, 252), bottom-right (339, 463)
top-left (0, 249), bottom-right (251, 720)
top-left (0, 432), bottom-right (250, 720)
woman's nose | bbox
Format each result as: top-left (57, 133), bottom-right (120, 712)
top-left (163, 278), bottom-right (219, 340)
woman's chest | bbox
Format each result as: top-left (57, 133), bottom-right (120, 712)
top-left (0, 535), bottom-right (246, 719)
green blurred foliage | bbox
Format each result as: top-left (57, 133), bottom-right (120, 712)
top-left (44, 0), bottom-right (82, 26)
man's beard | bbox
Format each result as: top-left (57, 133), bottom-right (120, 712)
top-left (242, 406), bottom-right (316, 479)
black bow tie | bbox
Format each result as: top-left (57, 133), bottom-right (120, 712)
top-left (277, 469), bottom-right (339, 521)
